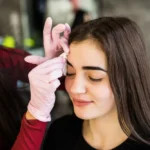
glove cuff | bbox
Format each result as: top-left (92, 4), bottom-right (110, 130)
top-left (28, 103), bottom-right (51, 122)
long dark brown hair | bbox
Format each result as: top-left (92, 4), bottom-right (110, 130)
top-left (0, 71), bottom-right (26, 149)
top-left (69, 17), bottom-right (150, 145)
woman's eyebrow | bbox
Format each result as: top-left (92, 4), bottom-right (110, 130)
top-left (67, 60), bottom-right (73, 67)
top-left (82, 66), bottom-right (107, 72)
top-left (67, 60), bottom-right (107, 72)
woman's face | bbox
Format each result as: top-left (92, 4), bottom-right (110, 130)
top-left (65, 39), bottom-right (116, 120)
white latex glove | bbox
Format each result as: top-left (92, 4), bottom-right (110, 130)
top-left (43, 17), bottom-right (70, 59)
top-left (27, 56), bottom-right (65, 122)
top-left (25, 17), bottom-right (70, 122)
top-left (26, 17), bottom-right (71, 66)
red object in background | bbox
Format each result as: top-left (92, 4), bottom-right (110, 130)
top-left (0, 45), bottom-right (65, 90)
top-left (70, 0), bottom-right (79, 12)
top-left (0, 46), bottom-right (36, 87)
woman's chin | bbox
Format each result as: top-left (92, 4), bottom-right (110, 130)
top-left (73, 108), bottom-right (93, 120)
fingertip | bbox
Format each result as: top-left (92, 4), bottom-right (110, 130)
top-left (53, 80), bottom-right (61, 88)
top-left (46, 17), bottom-right (52, 23)
top-left (43, 17), bottom-right (53, 34)
top-left (24, 56), bottom-right (30, 62)
top-left (65, 23), bottom-right (71, 32)
top-left (56, 24), bottom-right (66, 31)
top-left (62, 56), bottom-right (67, 63)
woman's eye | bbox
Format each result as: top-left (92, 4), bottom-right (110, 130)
top-left (66, 73), bottom-right (75, 76)
top-left (89, 77), bottom-right (102, 82)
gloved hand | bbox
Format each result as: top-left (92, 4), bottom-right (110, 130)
top-left (27, 56), bottom-right (66, 122)
top-left (43, 17), bottom-right (70, 59)
top-left (25, 17), bottom-right (70, 122)
top-left (25, 17), bottom-right (70, 65)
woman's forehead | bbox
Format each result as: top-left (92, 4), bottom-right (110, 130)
top-left (68, 40), bottom-right (107, 69)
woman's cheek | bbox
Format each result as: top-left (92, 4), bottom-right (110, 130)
top-left (92, 83), bottom-right (114, 100)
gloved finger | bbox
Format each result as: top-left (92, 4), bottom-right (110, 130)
top-left (33, 78), bottom-right (60, 91)
top-left (60, 37), bottom-right (70, 54)
top-left (37, 63), bottom-right (64, 74)
top-left (58, 53), bottom-right (67, 75)
top-left (36, 56), bottom-right (64, 69)
top-left (50, 79), bottom-right (61, 90)
top-left (40, 69), bottom-right (62, 83)
top-left (52, 24), bottom-right (65, 44)
top-left (43, 17), bottom-right (52, 41)
top-left (64, 23), bottom-right (71, 39)
top-left (25, 55), bottom-right (49, 65)
top-left (48, 69), bottom-right (63, 82)
top-left (43, 17), bottom-right (53, 57)
top-left (57, 23), bottom-right (70, 49)
top-left (29, 69), bottom-right (62, 84)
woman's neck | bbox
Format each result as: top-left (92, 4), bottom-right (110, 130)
top-left (83, 111), bottom-right (128, 149)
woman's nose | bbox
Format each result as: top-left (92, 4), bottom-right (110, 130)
top-left (70, 76), bottom-right (86, 94)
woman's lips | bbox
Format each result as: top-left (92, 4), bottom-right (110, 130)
top-left (72, 99), bottom-right (93, 107)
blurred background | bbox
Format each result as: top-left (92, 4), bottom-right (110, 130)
top-left (0, 0), bottom-right (100, 55)
top-left (0, 0), bottom-right (150, 120)
top-left (0, 0), bottom-right (150, 54)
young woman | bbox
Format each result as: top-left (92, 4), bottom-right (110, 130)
top-left (12, 17), bottom-right (150, 150)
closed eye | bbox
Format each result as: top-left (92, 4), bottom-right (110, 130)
top-left (66, 73), bottom-right (75, 76)
top-left (66, 73), bottom-right (102, 82)
top-left (89, 77), bottom-right (102, 82)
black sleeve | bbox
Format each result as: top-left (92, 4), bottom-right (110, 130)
top-left (42, 121), bottom-right (57, 150)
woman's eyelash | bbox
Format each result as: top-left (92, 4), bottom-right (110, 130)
top-left (89, 77), bottom-right (102, 82)
top-left (66, 73), bottom-right (102, 82)
top-left (66, 73), bottom-right (75, 76)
